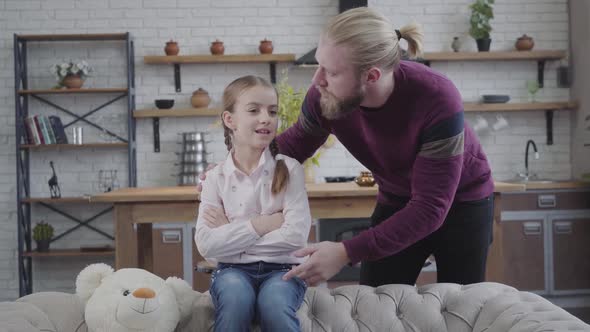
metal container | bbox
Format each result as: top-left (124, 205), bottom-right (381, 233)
top-left (177, 162), bottom-right (207, 174)
top-left (179, 132), bottom-right (208, 143)
top-left (177, 151), bottom-right (207, 164)
top-left (176, 172), bottom-right (200, 186)
top-left (182, 141), bottom-right (206, 152)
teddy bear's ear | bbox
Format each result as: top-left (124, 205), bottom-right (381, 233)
top-left (75, 263), bottom-right (114, 304)
top-left (165, 277), bottom-right (197, 321)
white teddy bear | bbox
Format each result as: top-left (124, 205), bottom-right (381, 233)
top-left (75, 263), bottom-right (200, 332)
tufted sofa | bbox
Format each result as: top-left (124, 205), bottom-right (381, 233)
top-left (1, 282), bottom-right (589, 332)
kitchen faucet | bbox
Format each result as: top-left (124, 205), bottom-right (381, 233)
top-left (524, 139), bottom-right (539, 180)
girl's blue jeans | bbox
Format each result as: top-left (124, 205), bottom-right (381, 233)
top-left (210, 261), bottom-right (307, 332)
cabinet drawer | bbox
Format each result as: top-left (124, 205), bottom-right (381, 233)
top-left (501, 192), bottom-right (590, 211)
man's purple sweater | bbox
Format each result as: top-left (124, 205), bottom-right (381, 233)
top-left (276, 60), bottom-right (494, 265)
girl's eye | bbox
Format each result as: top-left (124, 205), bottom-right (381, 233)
top-left (248, 109), bottom-right (258, 113)
top-left (123, 290), bottom-right (130, 296)
top-left (269, 110), bottom-right (278, 116)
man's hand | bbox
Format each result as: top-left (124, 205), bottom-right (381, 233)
top-left (282, 241), bottom-right (350, 286)
top-left (202, 207), bottom-right (229, 228)
top-left (196, 163), bottom-right (217, 193)
top-left (251, 212), bottom-right (284, 236)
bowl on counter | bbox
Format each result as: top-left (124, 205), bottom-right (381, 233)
top-left (482, 95), bottom-right (510, 104)
top-left (155, 99), bottom-right (175, 109)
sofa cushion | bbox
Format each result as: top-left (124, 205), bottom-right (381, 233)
top-left (294, 282), bottom-right (589, 332)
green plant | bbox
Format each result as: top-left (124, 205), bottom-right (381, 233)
top-left (276, 70), bottom-right (321, 166)
top-left (32, 221), bottom-right (54, 241)
top-left (469, 0), bottom-right (494, 40)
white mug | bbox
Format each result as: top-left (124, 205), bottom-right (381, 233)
top-left (472, 115), bottom-right (488, 132)
top-left (492, 115), bottom-right (509, 131)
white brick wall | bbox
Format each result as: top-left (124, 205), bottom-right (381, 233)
top-left (0, 0), bottom-right (576, 299)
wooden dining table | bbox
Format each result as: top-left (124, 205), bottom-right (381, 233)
top-left (91, 181), bottom-right (526, 276)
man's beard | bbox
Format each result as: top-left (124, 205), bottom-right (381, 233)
top-left (319, 85), bottom-right (364, 120)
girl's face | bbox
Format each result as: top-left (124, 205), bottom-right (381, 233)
top-left (223, 85), bottom-right (279, 151)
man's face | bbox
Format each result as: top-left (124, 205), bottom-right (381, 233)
top-left (312, 37), bottom-right (366, 120)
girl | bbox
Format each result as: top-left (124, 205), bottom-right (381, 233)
top-left (194, 75), bottom-right (310, 332)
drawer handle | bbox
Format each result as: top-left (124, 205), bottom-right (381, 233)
top-left (523, 221), bottom-right (542, 235)
top-left (537, 194), bottom-right (557, 208)
top-left (554, 221), bottom-right (572, 235)
top-left (162, 230), bottom-right (182, 243)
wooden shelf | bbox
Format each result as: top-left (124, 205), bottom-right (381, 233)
top-left (463, 101), bottom-right (577, 112)
top-left (144, 53), bottom-right (296, 64)
top-left (23, 248), bottom-right (115, 257)
top-left (18, 88), bottom-right (128, 95)
top-left (20, 143), bottom-right (128, 149)
top-left (134, 108), bottom-right (222, 118)
top-left (16, 33), bottom-right (128, 41)
top-left (422, 50), bottom-right (566, 62)
top-left (22, 196), bottom-right (91, 204)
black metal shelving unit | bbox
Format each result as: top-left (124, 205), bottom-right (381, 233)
top-left (14, 33), bottom-right (136, 296)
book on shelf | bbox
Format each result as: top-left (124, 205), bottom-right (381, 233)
top-left (32, 115), bottom-right (46, 144)
top-left (37, 115), bottom-right (54, 144)
top-left (42, 116), bottom-right (57, 144)
top-left (24, 116), bottom-right (41, 145)
top-left (48, 116), bottom-right (68, 144)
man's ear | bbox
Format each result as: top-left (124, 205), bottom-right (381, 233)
top-left (222, 111), bottom-right (234, 130)
top-left (364, 67), bottom-right (382, 84)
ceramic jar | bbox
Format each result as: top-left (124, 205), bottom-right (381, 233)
top-left (210, 40), bottom-right (225, 55)
top-left (515, 34), bottom-right (534, 51)
top-left (165, 40), bottom-right (179, 56)
top-left (355, 171), bottom-right (375, 187)
top-left (259, 39), bottom-right (274, 54)
top-left (191, 88), bottom-right (211, 108)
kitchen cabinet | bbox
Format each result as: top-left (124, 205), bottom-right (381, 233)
top-left (492, 190), bottom-right (590, 295)
top-left (551, 215), bottom-right (590, 293)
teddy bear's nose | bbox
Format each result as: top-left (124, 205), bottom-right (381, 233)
top-left (132, 287), bottom-right (156, 299)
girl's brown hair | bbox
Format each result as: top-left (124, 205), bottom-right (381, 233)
top-left (221, 75), bottom-right (289, 195)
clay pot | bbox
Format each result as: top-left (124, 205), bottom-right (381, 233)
top-left (515, 34), bottom-right (534, 51)
top-left (355, 171), bottom-right (375, 187)
top-left (191, 88), bottom-right (211, 108)
top-left (259, 39), bottom-right (274, 54)
top-left (62, 74), bottom-right (84, 89)
top-left (165, 40), bottom-right (179, 56)
top-left (210, 40), bottom-right (225, 55)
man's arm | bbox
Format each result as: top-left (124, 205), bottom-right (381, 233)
top-left (343, 111), bottom-right (465, 264)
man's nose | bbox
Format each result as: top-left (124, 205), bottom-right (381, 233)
top-left (312, 68), bottom-right (326, 87)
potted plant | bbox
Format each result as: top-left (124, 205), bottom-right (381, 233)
top-left (469, 0), bottom-right (494, 52)
top-left (32, 221), bottom-right (54, 252)
top-left (50, 60), bottom-right (93, 89)
top-left (276, 71), bottom-right (322, 182)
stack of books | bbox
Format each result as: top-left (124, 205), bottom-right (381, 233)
top-left (23, 115), bottom-right (68, 145)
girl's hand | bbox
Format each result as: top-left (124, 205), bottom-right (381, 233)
top-left (203, 207), bottom-right (229, 228)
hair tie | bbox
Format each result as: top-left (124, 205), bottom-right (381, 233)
top-left (395, 29), bottom-right (402, 40)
